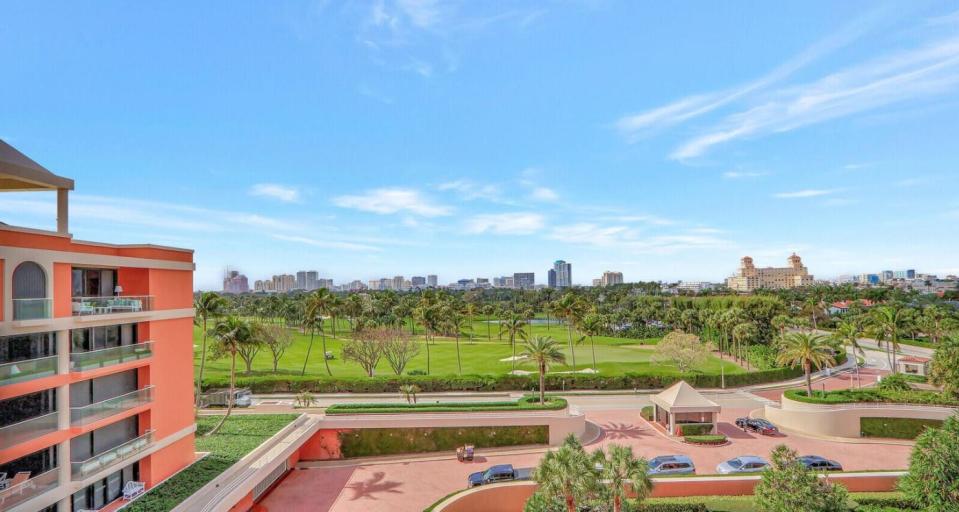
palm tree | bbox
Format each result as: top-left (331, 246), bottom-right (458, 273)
top-left (580, 314), bottom-right (604, 371)
top-left (732, 322), bottom-right (757, 370)
top-left (596, 445), bottom-right (653, 512)
top-left (399, 383), bottom-right (420, 404)
top-left (499, 314), bottom-right (529, 372)
top-left (207, 316), bottom-right (251, 436)
top-left (833, 318), bottom-right (866, 388)
top-left (534, 435), bottom-right (598, 512)
top-left (522, 336), bottom-right (566, 404)
top-left (194, 291), bottom-right (226, 411)
top-left (482, 304), bottom-right (495, 340)
top-left (303, 289), bottom-right (334, 376)
top-left (771, 314), bottom-right (791, 341)
top-left (555, 293), bottom-right (585, 371)
top-left (445, 310), bottom-right (468, 374)
top-left (328, 295), bottom-right (343, 338)
top-left (870, 304), bottom-right (907, 372)
top-left (776, 331), bottom-right (837, 397)
top-left (464, 303), bottom-right (477, 344)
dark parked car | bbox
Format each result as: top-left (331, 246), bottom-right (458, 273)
top-left (735, 417), bottom-right (779, 435)
top-left (798, 455), bottom-right (843, 471)
top-left (467, 464), bottom-right (532, 487)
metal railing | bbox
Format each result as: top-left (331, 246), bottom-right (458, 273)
top-left (0, 355), bottom-right (58, 386)
top-left (0, 468), bottom-right (59, 510)
top-left (71, 295), bottom-right (154, 316)
top-left (71, 430), bottom-right (155, 480)
top-left (0, 412), bottom-right (59, 450)
top-left (70, 386), bottom-right (155, 426)
top-left (70, 342), bottom-right (153, 372)
top-left (12, 298), bottom-right (52, 321)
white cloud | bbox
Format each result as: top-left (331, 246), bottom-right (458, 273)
top-left (530, 187), bottom-right (559, 202)
top-left (773, 189), bottom-right (841, 199)
top-left (271, 234), bottom-right (381, 252)
top-left (397, 0), bottom-right (442, 29)
top-left (723, 171), bottom-right (767, 179)
top-left (249, 183), bottom-right (301, 203)
top-left (436, 180), bottom-right (503, 202)
top-left (602, 214), bottom-right (674, 226)
top-left (464, 212), bottom-right (544, 235)
top-left (547, 222), bottom-right (730, 254)
top-left (333, 187), bottom-right (452, 217)
top-left (670, 35), bottom-right (959, 160)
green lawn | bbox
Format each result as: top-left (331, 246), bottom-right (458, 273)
top-left (194, 318), bottom-right (745, 381)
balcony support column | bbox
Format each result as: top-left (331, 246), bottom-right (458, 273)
top-left (56, 439), bottom-right (71, 511)
top-left (57, 188), bottom-right (69, 234)
top-left (56, 330), bottom-right (70, 375)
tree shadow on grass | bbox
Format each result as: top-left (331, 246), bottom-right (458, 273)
top-left (345, 471), bottom-right (404, 501)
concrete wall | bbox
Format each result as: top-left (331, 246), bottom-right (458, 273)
top-left (764, 395), bottom-right (957, 439)
top-left (434, 473), bottom-right (904, 512)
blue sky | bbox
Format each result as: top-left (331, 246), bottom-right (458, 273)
top-left (2, 1), bottom-right (958, 290)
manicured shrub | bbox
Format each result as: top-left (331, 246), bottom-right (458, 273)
top-left (641, 405), bottom-right (654, 420)
top-left (878, 373), bottom-right (913, 392)
top-left (325, 397), bottom-right (567, 414)
top-left (339, 425), bottom-right (548, 458)
top-left (785, 388), bottom-right (959, 407)
top-left (682, 434), bottom-right (726, 445)
top-left (860, 417), bottom-right (944, 439)
top-left (677, 423), bottom-right (713, 436)
top-left (640, 503), bottom-right (709, 511)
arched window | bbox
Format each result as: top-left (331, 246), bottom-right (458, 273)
top-left (12, 262), bottom-right (47, 320)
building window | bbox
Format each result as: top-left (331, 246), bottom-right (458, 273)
top-left (71, 461), bottom-right (139, 511)
top-left (0, 445), bottom-right (58, 481)
top-left (72, 268), bottom-right (116, 298)
top-left (71, 324), bottom-right (139, 352)
top-left (12, 261), bottom-right (48, 320)
top-left (0, 332), bottom-right (56, 364)
top-left (0, 389), bottom-right (57, 427)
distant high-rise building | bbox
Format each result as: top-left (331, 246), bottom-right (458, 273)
top-left (317, 278), bottom-right (333, 290)
top-left (411, 276), bottom-right (426, 288)
top-left (548, 269), bottom-right (557, 288)
top-left (592, 278), bottom-right (602, 287)
top-left (893, 269), bottom-right (916, 279)
top-left (505, 276), bottom-right (515, 288)
top-left (272, 274), bottom-right (295, 293)
top-left (553, 260), bottom-right (571, 288)
top-left (513, 272), bottom-right (535, 289)
top-left (369, 279), bottom-right (380, 290)
top-left (726, 254), bottom-right (814, 292)
top-left (427, 274), bottom-right (438, 287)
top-left (601, 271), bottom-right (624, 287)
top-left (295, 271), bottom-right (307, 290)
top-left (306, 271), bottom-right (319, 290)
top-left (223, 270), bottom-right (250, 294)
top-left (254, 279), bottom-right (274, 292)
top-left (393, 275), bottom-right (405, 291)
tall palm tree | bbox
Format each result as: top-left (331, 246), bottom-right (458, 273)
top-left (771, 314), bottom-right (791, 341)
top-left (499, 314), bottom-right (529, 372)
top-left (870, 304), bottom-right (906, 372)
top-left (596, 445), bottom-right (653, 512)
top-left (777, 331), bottom-right (837, 397)
top-left (833, 318), bottom-right (866, 388)
top-left (194, 291), bottom-right (226, 411)
top-left (534, 435), bottom-right (598, 512)
top-left (464, 303), bottom-right (477, 345)
top-left (732, 321), bottom-right (758, 370)
top-left (580, 314), bottom-right (604, 371)
top-left (328, 295), bottom-right (343, 338)
top-left (482, 304), bottom-right (495, 340)
top-left (522, 336), bottom-right (566, 404)
top-left (303, 289), bottom-right (334, 376)
top-left (445, 310), bottom-right (468, 374)
top-left (555, 293), bottom-right (585, 371)
top-left (207, 316), bottom-right (251, 436)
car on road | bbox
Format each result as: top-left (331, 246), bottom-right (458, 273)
top-left (647, 455), bottom-right (696, 475)
top-left (798, 455), bottom-right (843, 471)
top-left (716, 456), bottom-right (770, 474)
top-left (467, 464), bottom-right (532, 487)
top-left (735, 417), bottom-right (779, 435)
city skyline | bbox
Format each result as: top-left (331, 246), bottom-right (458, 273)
top-left (3, 2), bottom-right (959, 291)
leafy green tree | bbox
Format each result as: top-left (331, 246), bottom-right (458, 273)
top-left (522, 336), bottom-right (567, 404)
top-left (931, 336), bottom-right (959, 398)
top-left (754, 444), bottom-right (848, 512)
top-left (595, 444), bottom-right (653, 512)
top-left (580, 314), bottom-right (604, 370)
top-left (194, 291), bottom-right (227, 410)
top-left (303, 289), bottom-right (334, 376)
top-left (870, 304), bottom-right (908, 372)
top-left (832, 318), bottom-right (865, 387)
top-left (555, 293), bottom-right (586, 371)
top-left (207, 316), bottom-right (252, 436)
top-left (776, 331), bottom-right (836, 397)
top-left (899, 414), bottom-right (959, 511)
top-left (533, 435), bottom-right (599, 512)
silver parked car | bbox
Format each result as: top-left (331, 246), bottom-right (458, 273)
top-left (716, 456), bottom-right (769, 474)
top-left (647, 455), bottom-right (696, 475)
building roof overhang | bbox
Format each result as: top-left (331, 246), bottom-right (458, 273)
top-left (0, 140), bottom-right (75, 191)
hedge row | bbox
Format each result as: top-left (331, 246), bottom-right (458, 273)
top-left (339, 425), bottom-right (548, 458)
top-left (785, 388), bottom-right (959, 407)
top-left (683, 434), bottom-right (727, 445)
top-left (204, 365), bottom-right (808, 394)
top-left (326, 396), bottom-right (567, 414)
top-left (860, 417), bottom-right (944, 439)
top-left (640, 505), bottom-right (708, 512)
top-left (641, 406), bottom-right (654, 421)
top-left (677, 423), bottom-right (713, 436)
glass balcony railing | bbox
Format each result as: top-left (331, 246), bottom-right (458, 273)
top-left (70, 342), bottom-right (153, 372)
top-left (0, 412), bottom-right (59, 450)
top-left (12, 298), bottom-right (52, 321)
top-left (72, 296), bottom-right (154, 316)
top-left (71, 430), bottom-right (154, 480)
top-left (70, 386), bottom-right (155, 426)
top-left (0, 468), bottom-right (59, 509)
top-left (0, 355), bottom-right (58, 386)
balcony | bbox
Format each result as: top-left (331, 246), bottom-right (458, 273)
top-left (0, 412), bottom-right (59, 450)
top-left (0, 468), bottom-right (59, 510)
top-left (70, 342), bottom-right (153, 373)
top-left (12, 298), bottom-right (52, 321)
top-left (0, 356), bottom-right (58, 386)
top-left (71, 430), bottom-right (154, 480)
top-left (72, 296), bottom-right (154, 317)
top-left (71, 386), bottom-right (154, 426)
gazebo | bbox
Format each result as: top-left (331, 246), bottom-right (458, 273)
top-left (649, 381), bottom-right (721, 436)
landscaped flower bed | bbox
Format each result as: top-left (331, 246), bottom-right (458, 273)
top-left (683, 434), bottom-right (727, 445)
top-left (325, 396), bottom-right (567, 414)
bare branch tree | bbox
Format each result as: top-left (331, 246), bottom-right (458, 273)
top-left (382, 328), bottom-right (420, 375)
top-left (342, 327), bottom-right (387, 377)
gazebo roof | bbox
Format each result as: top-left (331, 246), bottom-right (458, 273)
top-left (0, 139), bottom-right (74, 191)
top-left (650, 380), bottom-right (720, 413)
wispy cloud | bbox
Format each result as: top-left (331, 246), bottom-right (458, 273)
top-left (249, 183), bottom-right (301, 203)
top-left (773, 189), bottom-right (841, 199)
top-left (436, 180), bottom-right (504, 202)
top-left (530, 186), bottom-right (559, 202)
top-left (271, 234), bottom-right (381, 252)
top-left (842, 162), bottom-right (877, 171)
top-left (670, 35), bottom-right (959, 160)
top-left (546, 222), bottom-right (730, 254)
top-left (357, 83), bottom-right (394, 104)
top-left (722, 171), bottom-right (768, 179)
top-left (333, 187), bottom-right (452, 217)
top-left (464, 212), bottom-right (544, 235)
